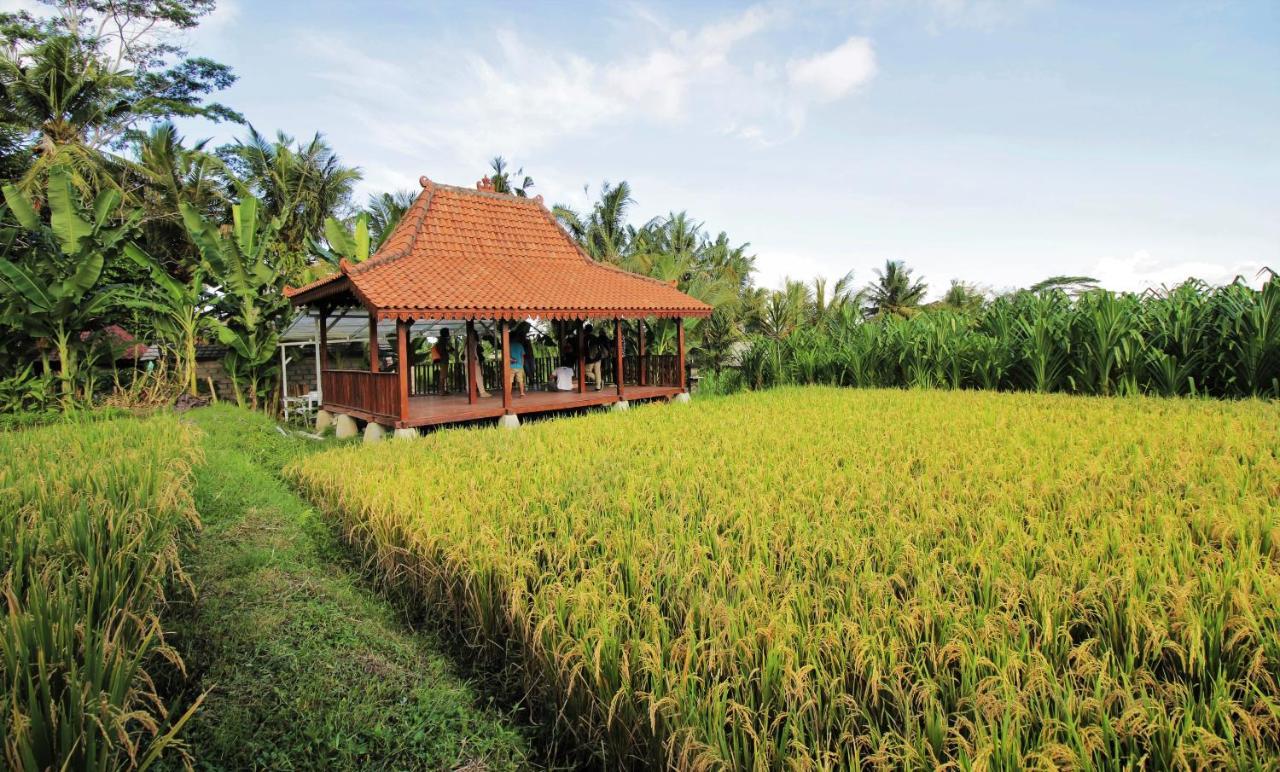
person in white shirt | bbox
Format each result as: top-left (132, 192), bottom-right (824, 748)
top-left (550, 364), bottom-right (575, 391)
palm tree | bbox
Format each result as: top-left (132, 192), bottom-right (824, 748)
top-left (488, 156), bottom-right (534, 197)
top-left (365, 189), bottom-right (415, 249)
top-left (699, 232), bottom-right (756, 292)
top-left (0, 34), bottom-right (134, 195)
top-left (754, 280), bottom-right (812, 341)
top-left (553, 181), bottom-right (633, 263)
top-left (128, 122), bottom-right (228, 280)
top-left (220, 128), bottom-right (361, 282)
top-left (811, 271), bottom-right (859, 325)
top-left (864, 260), bottom-right (928, 318)
top-left (1028, 275), bottom-right (1100, 297)
top-left (938, 280), bottom-right (987, 312)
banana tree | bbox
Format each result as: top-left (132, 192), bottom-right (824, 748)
top-left (122, 243), bottom-right (210, 395)
top-left (312, 212), bottom-right (372, 265)
top-left (299, 212), bottom-right (372, 284)
top-left (180, 195), bottom-right (287, 408)
top-left (0, 167), bottom-right (137, 405)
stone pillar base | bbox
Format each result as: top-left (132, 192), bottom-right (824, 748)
top-left (498, 413), bottom-right (520, 429)
top-left (315, 409), bottom-right (334, 432)
top-left (673, 392), bottom-right (691, 404)
top-left (611, 400), bottom-right (630, 412)
top-left (363, 422), bottom-right (388, 443)
top-left (393, 427), bottom-right (418, 441)
top-left (334, 413), bottom-right (358, 439)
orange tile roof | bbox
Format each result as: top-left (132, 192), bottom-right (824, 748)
top-left (285, 178), bottom-right (713, 321)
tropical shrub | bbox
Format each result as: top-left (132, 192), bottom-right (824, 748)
top-left (738, 276), bottom-right (1280, 400)
top-left (289, 388), bottom-right (1280, 769)
top-left (0, 167), bottom-right (141, 405)
top-left (0, 415), bottom-right (202, 770)
top-left (0, 364), bottom-right (56, 413)
top-left (181, 196), bottom-right (289, 408)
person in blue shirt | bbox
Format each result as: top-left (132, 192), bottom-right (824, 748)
top-left (508, 332), bottom-right (526, 397)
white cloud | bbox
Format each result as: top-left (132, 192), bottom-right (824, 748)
top-left (787, 37), bottom-right (877, 102)
top-left (300, 4), bottom-right (878, 173)
top-left (0, 0), bottom-right (41, 13)
top-left (200, 0), bottom-right (239, 33)
top-left (753, 247), bottom-right (846, 291)
top-left (1091, 249), bottom-right (1266, 292)
top-left (922, 0), bottom-right (1047, 31)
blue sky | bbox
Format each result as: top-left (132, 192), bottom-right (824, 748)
top-left (130, 1), bottom-right (1280, 293)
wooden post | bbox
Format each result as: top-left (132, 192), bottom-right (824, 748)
top-left (500, 320), bottom-right (512, 413)
top-left (368, 315), bottom-right (379, 372)
top-left (615, 318), bottom-right (625, 399)
top-left (465, 321), bottom-right (478, 404)
top-left (318, 306), bottom-right (329, 371)
top-left (577, 320), bottom-right (587, 394)
top-left (638, 319), bottom-right (647, 386)
top-left (677, 317), bottom-right (686, 392)
top-left (397, 318), bottom-right (411, 422)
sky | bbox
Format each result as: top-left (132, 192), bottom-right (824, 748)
top-left (38, 0), bottom-right (1280, 295)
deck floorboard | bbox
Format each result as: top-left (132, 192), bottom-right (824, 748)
top-left (324, 385), bottom-right (682, 429)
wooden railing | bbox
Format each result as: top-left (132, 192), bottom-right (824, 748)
top-left (411, 356), bottom-right (566, 396)
top-left (321, 369), bottom-right (400, 422)
top-left (407, 353), bottom-right (681, 396)
top-left (610, 354), bottom-right (679, 388)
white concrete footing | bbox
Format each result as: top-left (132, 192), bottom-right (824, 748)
top-left (334, 413), bottom-right (358, 439)
top-left (673, 392), bottom-right (691, 404)
top-left (315, 409), bottom-right (334, 432)
top-left (363, 422), bottom-right (388, 443)
top-left (498, 413), bottom-right (520, 429)
top-left (611, 400), bottom-right (630, 412)
top-left (393, 427), bottom-right (418, 441)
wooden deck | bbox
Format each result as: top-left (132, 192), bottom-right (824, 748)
top-left (324, 384), bottom-right (683, 429)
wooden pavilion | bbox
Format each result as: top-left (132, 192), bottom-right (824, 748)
top-left (284, 175), bottom-right (712, 432)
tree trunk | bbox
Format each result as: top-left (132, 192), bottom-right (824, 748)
top-left (184, 331), bottom-right (198, 396)
top-left (52, 327), bottom-right (74, 409)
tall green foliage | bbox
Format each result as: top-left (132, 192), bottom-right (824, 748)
top-left (554, 184), bottom-right (756, 368)
top-left (180, 195), bottom-right (288, 408)
top-left (738, 277), bottom-right (1280, 400)
top-left (123, 244), bottom-right (209, 395)
top-left (0, 167), bottom-right (137, 403)
top-left (219, 128), bottom-right (360, 282)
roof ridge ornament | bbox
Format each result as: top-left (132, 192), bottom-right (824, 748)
top-left (419, 175), bottom-right (431, 188)
top-left (476, 176), bottom-right (495, 192)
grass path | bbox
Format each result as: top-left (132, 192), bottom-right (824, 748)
top-left (175, 406), bottom-right (535, 770)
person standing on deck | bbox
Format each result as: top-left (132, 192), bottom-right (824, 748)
top-left (431, 328), bottom-right (453, 395)
top-left (508, 332), bottom-right (527, 397)
top-left (584, 327), bottom-right (605, 390)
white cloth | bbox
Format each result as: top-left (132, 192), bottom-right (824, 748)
top-left (551, 366), bottom-right (575, 391)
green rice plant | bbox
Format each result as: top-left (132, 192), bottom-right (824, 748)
top-left (0, 416), bottom-right (202, 770)
top-left (289, 388), bottom-right (1280, 770)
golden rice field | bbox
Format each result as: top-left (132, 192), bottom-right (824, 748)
top-left (288, 387), bottom-right (1280, 770)
top-left (0, 416), bottom-right (201, 771)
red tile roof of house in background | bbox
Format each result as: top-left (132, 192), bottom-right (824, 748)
top-left (285, 177), bottom-right (713, 321)
top-left (83, 325), bottom-right (150, 359)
